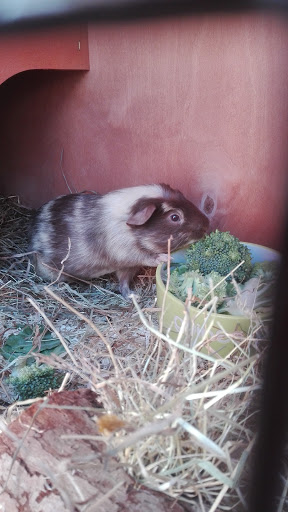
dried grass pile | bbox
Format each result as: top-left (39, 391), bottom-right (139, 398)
top-left (0, 195), bottom-right (157, 403)
top-left (0, 195), bottom-right (285, 511)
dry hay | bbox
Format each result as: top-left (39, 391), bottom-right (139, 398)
top-left (0, 195), bottom-right (286, 511)
top-left (0, 195), bottom-right (157, 398)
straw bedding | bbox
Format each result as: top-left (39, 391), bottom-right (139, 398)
top-left (0, 194), bottom-right (286, 511)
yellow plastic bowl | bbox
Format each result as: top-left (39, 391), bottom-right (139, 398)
top-left (156, 242), bottom-right (280, 358)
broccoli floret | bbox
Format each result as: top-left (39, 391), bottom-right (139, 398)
top-left (169, 269), bottom-right (201, 302)
top-left (186, 230), bottom-right (252, 283)
top-left (250, 260), bottom-right (279, 281)
top-left (8, 364), bottom-right (62, 401)
top-left (169, 268), bottom-right (227, 305)
top-left (194, 271), bottom-right (227, 304)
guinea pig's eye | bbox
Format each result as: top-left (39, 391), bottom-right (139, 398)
top-left (170, 213), bottom-right (180, 222)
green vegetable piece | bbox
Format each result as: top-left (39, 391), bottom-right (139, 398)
top-left (218, 276), bottom-right (276, 317)
top-left (0, 325), bottom-right (65, 362)
top-left (250, 260), bottom-right (279, 281)
top-left (8, 365), bottom-right (62, 401)
top-left (169, 269), bottom-right (227, 305)
top-left (186, 229), bottom-right (252, 283)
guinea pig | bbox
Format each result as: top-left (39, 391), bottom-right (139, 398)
top-left (28, 183), bottom-right (209, 298)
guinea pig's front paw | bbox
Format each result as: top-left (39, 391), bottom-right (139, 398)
top-left (119, 281), bottom-right (138, 301)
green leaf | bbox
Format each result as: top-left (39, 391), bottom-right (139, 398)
top-left (0, 325), bottom-right (65, 361)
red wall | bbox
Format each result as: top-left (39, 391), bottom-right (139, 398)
top-left (0, 13), bottom-right (288, 249)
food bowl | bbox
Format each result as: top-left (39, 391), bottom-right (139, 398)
top-left (156, 242), bottom-right (280, 358)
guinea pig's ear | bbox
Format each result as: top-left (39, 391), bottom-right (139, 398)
top-left (126, 202), bottom-right (157, 226)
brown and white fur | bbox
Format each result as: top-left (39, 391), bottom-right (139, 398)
top-left (28, 183), bottom-right (209, 298)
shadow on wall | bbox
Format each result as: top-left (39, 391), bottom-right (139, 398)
top-left (0, 69), bottom-right (88, 204)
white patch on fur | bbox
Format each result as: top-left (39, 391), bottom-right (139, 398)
top-left (102, 184), bottom-right (164, 220)
top-left (100, 184), bottom-right (165, 264)
top-left (39, 202), bottom-right (53, 221)
top-left (161, 202), bottom-right (174, 213)
top-left (30, 202), bottom-right (55, 259)
top-left (37, 230), bottom-right (52, 250)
